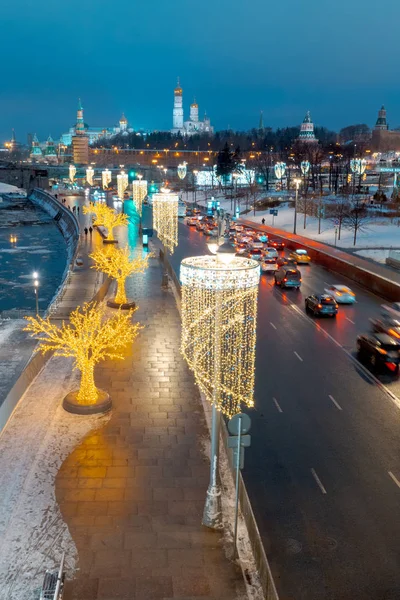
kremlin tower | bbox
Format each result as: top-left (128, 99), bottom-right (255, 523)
top-left (172, 78), bottom-right (184, 132)
top-left (374, 105), bottom-right (388, 131)
top-left (30, 134), bottom-right (43, 161)
top-left (171, 79), bottom-right (213, 136)
top-left (298, 111), bottom-right (318, 143)
top-left (44, 135), bottom-right (58, 164)
top-left (72, 98), bottom-right (89, 164)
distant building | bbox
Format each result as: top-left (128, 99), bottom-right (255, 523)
top-left (372, 105), bottom-right (400, 151)
top-left (44, 135), bottom-right (58, 164)
top-left (72, 100), bottom-right (89, 165)
top-left (60, 100), bottom-right (134, 147)
top-left (171, 79), bottom-right (213, 136)
top-left (30, 134), bottom-right (43, 161)
top-left (298, 111), bottom-right (318, 143)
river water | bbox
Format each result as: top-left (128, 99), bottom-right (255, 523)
top-left (0, 196), bottom-right (67, 311)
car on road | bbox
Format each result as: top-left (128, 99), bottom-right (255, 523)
top-left (261, 257), bottom-right (278, 273)
top-left (186, 217), bottom-right (198, 226)
top-left (235, 242), bottom-right (248, 255)
top-left (370, 317), bottom-right (400, 340)
top-left (195, 220), bottom-right (207, 232)
top-left (248, 241), bottom-right (264, 251)
top-left (305, 294), bottom-right (338, 317)
top-left (204, 226), bottom-right (218, 236)
top-left (277, 256), bottom-right (297, 267)
top-left (255, 233), bottom-right (269, 243)
top-left (325, 285), bottom-right (356, 304)
top-left (246, 248), bottom-right (264, 261)
top-left (269, 239), bottom-right (285, 251)
top-left (274, 267), bottom-right (302, 289)
top-left (289, 249), bottom-right (311, 264)
top-left (356, 333), bottom-right (400, 373)
top-left (264, 247), bottom-right (278, 260)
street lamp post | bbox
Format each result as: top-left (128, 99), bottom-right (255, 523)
top-left (193, 170), bottom-right (198, 208)
top-left (180, 243), bottom-right (260, 530)
top-left (232, 172), bottom-right (239, 218)
top-left (293, 178), bottom-right (301, 235)
top-left (32, 272), bottom-right (39, 314)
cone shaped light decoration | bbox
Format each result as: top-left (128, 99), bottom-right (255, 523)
top-left (86, 166), bottom-right (94, 186)
top-left (180, 255), bottom-right (260, 417)
top-left (177, 162), bottom-right (187, 180)
top-left (132, 179), bottom-right (148, 217)
top-left (102, 168), bottom-right (112, 190)
top-left (153, 190), bottom-right (179, 254)
top-left (300, 161), bottom-right (310, 176)
top-left (69, 164), bottom-right (76, 183)
top-left (117, 170), bottom-right (129, 200)
top-left (274, 162), bottom-right (286, 180)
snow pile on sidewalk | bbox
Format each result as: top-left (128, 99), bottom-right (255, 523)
top-left (0, 355), bottom-right (109, 600)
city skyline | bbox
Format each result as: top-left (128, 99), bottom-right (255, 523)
top-left (0, 0), bottom-right (399, 141)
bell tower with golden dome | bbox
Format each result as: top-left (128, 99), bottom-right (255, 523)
top-left (172, 78), bottom-right (184, 132)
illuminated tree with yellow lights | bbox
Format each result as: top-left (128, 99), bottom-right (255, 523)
top-left (90, 246), bottom-right (149, 306)
top-left (24, 302), bottom-right (141, 412)
top-left (83, 203), bottom-right (128, 242)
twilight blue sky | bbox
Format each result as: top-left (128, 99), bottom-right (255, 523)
top-left (0, 0), bottom-right (398, 143)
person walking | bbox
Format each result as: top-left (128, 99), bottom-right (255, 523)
top-left (72, 206), bottom-right (76, 214)
top-left (77, 206), bottom-right (80, 215)
top-left (84, 227), bottom-right (88, 237)
top-left (89, 226), bottom-right (93, 236)
top-left (262, 218), bottom-right (265, 225)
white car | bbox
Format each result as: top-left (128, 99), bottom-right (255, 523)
top-left (264, 247), bottom-right (278, 259)
top-left (261, 258), bottom-right (278, 272)
top-left (324, 285), bottom-right (356, 304)
top-left (248, 241), bottom-right (265, 251)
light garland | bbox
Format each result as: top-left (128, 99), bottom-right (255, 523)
top-left (301, 160), bottom-right (310, 176)
top-left (177, 162), bottom-right (187, 180)
top-left (102, 168), bottom-right (112, 190)
top-left (24, 302), bottom-right (141, 406)
top-left (152, 191), bottom-right (178, 254)
top-left (86, 166), bottom-right (94, 186)
top-left (90, 246), bottom-right (149, 305)
top-left (69, 164), bottom-right (76, 183)
top-left (83, 203), bottom-right (128, 241)
top-left (274, 162), bottom-right (286, 180)
top-left (350, 158), bottom-right (367, 176)
top-left (117, 170), bottom-right (129, 200)
top-left (180, 255), bottom-right (260, 418)
top-left (132, 179), bottom-right (148, 217)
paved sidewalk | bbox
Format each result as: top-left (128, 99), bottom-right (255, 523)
top-left (57, 251), bottom-right (247, 599)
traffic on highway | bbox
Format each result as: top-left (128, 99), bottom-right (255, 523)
top-left (165, 208), bottom-right (400, 600)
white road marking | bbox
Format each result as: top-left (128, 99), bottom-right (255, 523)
top-left (346, 317), bottom-right (355, 325)
top-left (311, 468), bottom-right (327, 494)
top-left (273, 397), bottom-right (283, 413)
top-left (270, 322), bottom-right (277, 330)
top-left (388, 471), bottom-right (400, 489)
top-left (294, 351), bottom-right (303, 362)
top-left (328, 395), bottom-right (343, 411)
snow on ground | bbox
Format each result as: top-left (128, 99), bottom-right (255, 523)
top-left (354, 249), bottom-right (391, 264)
top-left (0, 355), bottom-right (109, 600)
top-left (0, 183), bottom-right (25, 194)
top-left (189, 191), bottom-right (400, 252)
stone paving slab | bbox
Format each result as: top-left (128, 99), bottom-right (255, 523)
top-left (57, 256), bottom-right (247, 599)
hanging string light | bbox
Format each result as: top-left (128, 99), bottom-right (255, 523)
top-left (300, 161), bottom-right (310, 176)
top-left (132, 177), bottom-right (148, 217)
top-left (350, 158), bottom-right (367, 176)
top-left (274, 162), bottom-right (286, 180)
top-left (152, 190), bottom-right (179, 254)
top-left (117, 170), bottom-right (129, 200)
top-left (102, 168), bottom-right (112, 190)
top-left (86, 166), bottom-right (94, 186)
top-left (180, 255), bottom-right (260, 418)
top-left (69, 164), bottom-right (76, 183)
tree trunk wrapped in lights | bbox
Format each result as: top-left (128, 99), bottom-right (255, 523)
top-left (152, 191), bottom-right (178, 254)
top-left (83, 203), bottom-right (128, 242)
top-left (24, 302), bottom-right (141, 414)
top-left (90, 246), bottom-right (149, 308)
top-left (180, 256), bottom-right (260, 418)
top-left (117, 171), bottom-right (129, 200)
top-left (102, 169), bottom-right (112, 190)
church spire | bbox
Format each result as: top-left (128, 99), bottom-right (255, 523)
top-left (75, 98), bottom-right (85, 135)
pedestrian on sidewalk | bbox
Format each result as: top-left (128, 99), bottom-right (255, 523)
top-left (77, 206), bottom-right (80, 215)
top-left (84, 227), bottom-right (88, 237)
top-left (89, 226), bottom-right (93, 236)
top-left (67, 205), bottom-right (71, 210)
top-left (262, 218), bottom-right (265, 225)
top-left (72, 206), bottom-right (76, 214)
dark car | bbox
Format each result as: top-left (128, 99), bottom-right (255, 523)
top-left (246, 248), bottom-right (264, 261)
top-left (356, 333), bottom-right (400, 373)
top-left (277, 256), bottom-right (297, 267)
top-left (274, 267), bottom-right (301, 289)
top-left (269, 239), bottom-right (285, 251)
top-left (305, 294), bottom-right (338, 317)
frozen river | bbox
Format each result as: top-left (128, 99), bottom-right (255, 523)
top-left (0, 196), bottom-right (67, 312)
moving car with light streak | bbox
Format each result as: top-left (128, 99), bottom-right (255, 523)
top-left (370, 317), bottom-right (400, 340)
top-left (324, 285), bottom-right (356, 304)
top-left (289, 249), bottom-right (311, 264)
top-left (261, 257), bottom-right (278, 273)
top-left (274, 267), bottom-right (302, 289)
top-left (356, 333), bottom-right (400, 374)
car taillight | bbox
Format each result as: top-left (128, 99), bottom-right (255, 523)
top-left (317, 304), bottom-right (322, 309)
top-left (283, 278), bottom-right (287, 282)
top-left (299, 278), bottom-right (302, 281)
top-left (386, 362), bottom-right (397, 372)
top-left (377, 348), bottom-right (387, 355)
top-left (388, 329), bottom-right (400, 339)
top-left (336, 291), bottom-right (342, 296)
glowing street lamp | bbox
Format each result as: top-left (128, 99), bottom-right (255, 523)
top-left (193, 170), bottom-right (199, 207)
top-left (32, 272), bottom-right (39, 314)
top-left (181, 251), bottom-right (260, 529)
